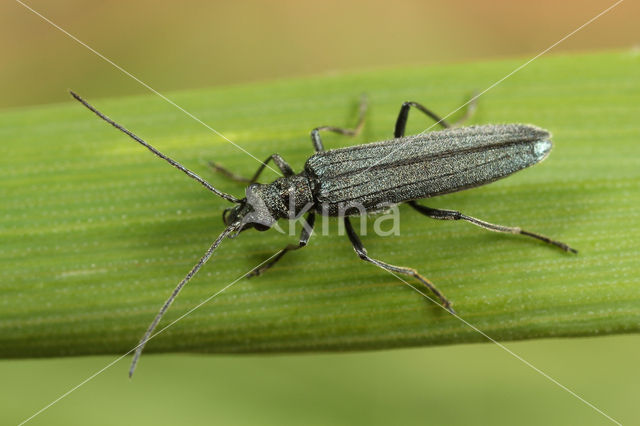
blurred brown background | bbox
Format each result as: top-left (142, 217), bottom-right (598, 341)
top-left (3, 0), bottom-right (638, 109)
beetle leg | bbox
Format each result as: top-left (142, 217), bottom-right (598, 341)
top-left (408, 201), bottom-right (577, 253)
top-left (394, 94), bottom-right (478, 137)
top-left (247, 213), bottom-right (316, 277)
top-left (210, 153), bottom-right (294, 183)
top-left (450, 92), bottom-right (478, 128)
top-left (343, 217), bottom-right (455, 314)
top-left (310, 95), bottom-right (368, 152)
top-left (395, 102), bottom-right (451, 137)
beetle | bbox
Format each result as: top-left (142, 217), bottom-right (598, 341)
top-left (70, 91), bottom-right (576, 376)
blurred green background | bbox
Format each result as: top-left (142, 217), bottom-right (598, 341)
top-left (2, 1), bottom-right (639, 425)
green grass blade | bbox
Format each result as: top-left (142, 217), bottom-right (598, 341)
top-left (1, 50), bottom-right (639, 358)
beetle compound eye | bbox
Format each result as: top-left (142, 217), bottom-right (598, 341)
top-left (222, 208), bottom-right (232, 225)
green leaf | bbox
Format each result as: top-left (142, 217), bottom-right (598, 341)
top-left (1, 50), bottom-right (638, 359)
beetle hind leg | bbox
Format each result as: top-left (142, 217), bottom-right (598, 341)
top-left (408, 201), bottom-right (577, 253)
top-left (394, 93), bottom-right (478, 137)
top-left (344, 217), bottom-right (455, 314)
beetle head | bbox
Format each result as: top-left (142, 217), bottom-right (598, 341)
top-left (222, 183), bottom-right (277, 234)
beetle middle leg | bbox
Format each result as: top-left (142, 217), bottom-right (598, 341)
top-left (343, 217), bottom-right (455, 313)
top-left (210, 153), bottom-right (294, 183)
top-left (247, 213), bottom-right (316, 277)
top-left (408, 201), bottom-right (577, 253)
top-left (394, 95), bottom-right (478, 137)
top-left (310, 95), bottom-right (368, 152)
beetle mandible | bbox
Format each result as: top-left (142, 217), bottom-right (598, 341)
top-left (70, 91), bottom-right (576, 376)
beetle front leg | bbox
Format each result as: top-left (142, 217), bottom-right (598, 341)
top-left (343, 217), bottom-right (455, 314)
top-left (247, 213), bottom-right (316, 277)
top-left (408, 201), bottom-right (577, 253)
top-left (210, 153), bottom-right (294, 183)
top-left (310, 95), bottom-right (368, 152)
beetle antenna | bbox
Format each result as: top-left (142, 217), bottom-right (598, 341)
top-left (129, 221), bottom-right (241, 378)
top-left (70, 91), bottom-right (240, 204)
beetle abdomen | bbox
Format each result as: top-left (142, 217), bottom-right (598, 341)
top-left (305, 124), bottom-right (552, 216)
